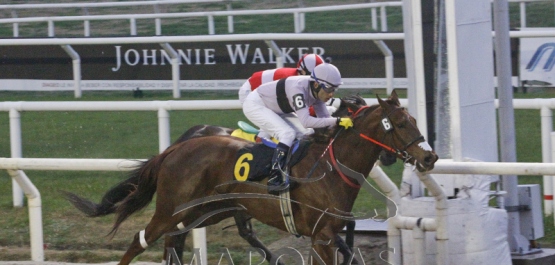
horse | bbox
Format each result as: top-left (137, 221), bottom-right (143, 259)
top-left (63, 94), bottom-right (380, 264)
top-left (97, 90), bottom-right (437, 265)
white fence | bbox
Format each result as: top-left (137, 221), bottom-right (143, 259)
top-left (0, 2), bottom-right (401, 37)
top-left (2, 97), bottom-right (555, 262)
top-left (0, 0), bottom-right (552, 37)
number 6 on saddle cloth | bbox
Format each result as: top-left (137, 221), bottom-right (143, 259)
top-left (231, 122), bottom-right (308, 182)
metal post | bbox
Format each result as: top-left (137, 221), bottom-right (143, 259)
top-left (380, 6), bottom-right (388, 32)
top-left (61, 45), bottom-right (82, 98)
top-left (208, 15), bottom-right (215, 35)
top-left (551, 132), bottom-right (555, 224)
top-left (226, 2), bottom-right (234, 33)
top-left (160, 43), bottom-right (180, 98)
top-left (494, 0), bottom-right (535, 254)
top-left (11, 10), bottom-right (19, 37)
top-left (520, 2), bottom-right (527, 28)
top-left (9, 109), bottom-right (24, 207)
top-left (158, 108), bottom-right (171, 152)
top-left (130, 18), bottom-right (137, 36)
top-left (542, 107), bottom-right (553, 215)
top-left (264, 40), bottom-right (284, 68)
top-left (294, 12), bottom-right (301, 33)
top-left (48, 20), bottom-right (54, 37)
top-left (83, 7), bottom-right (90, 37)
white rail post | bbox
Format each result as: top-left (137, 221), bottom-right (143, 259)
top-left (154, 4), bottom-right (162, 36)
top-left (83, 7), bottom-right (90, 37)
top-left (520, 2), bottom-right (527, 28)
top-left (61, 44), bottom-right (82, 98)
top-left (208, 15), bottom-right (215, 35)
top-left (48, 20), bottom-right (54, 37)
top-left (11, 10), bottom-right (18, 37)
top-left (130, 18), bottom-right (137, 36)
top-left (294, 12), bottom-right (301, 33)
top-left (371, 7), bottom-right (378, 30)
top-left (155, 18), bottom-right (162, 35)
top-left (380, 6), bottom-right (388, 32)
top-left (157, 107), bottom-right (207, 265)
top-left (264, 40), bottom-right (284, 68)
top-left (373, 41), bottom-right (394, 95)
top-left (7, 169), bottom-right (44, 262)
top-left (157, 108), bottom-right (171, 153)
top-left (160, 43), bottom-right (181, 98)
top-left (226, 2), bottom-right (234, 33)
top-left (84, 20), bottom-right (90, 37)
top-left (9, 109), bottom-right (24, 207)
top-left (542, 107), bottom-right (553, 215)
top-left (552, 132), bottom-right (555, 224)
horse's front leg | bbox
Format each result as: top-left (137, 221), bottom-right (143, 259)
top-left (335, 234), bottom-right (361, 265)
top-left (310, 228), bottom-right (338, 265)
top-left (234, 212), bottom-right (285, 265)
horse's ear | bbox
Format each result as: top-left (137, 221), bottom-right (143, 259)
top-left (377, 94), bottom-right (389, 110)
top-left (389, 90), bottom-right (401, 106)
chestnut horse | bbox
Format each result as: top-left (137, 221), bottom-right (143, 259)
top-left (64, 94), bottom-right (376, 264)
top-left (102, 91), bottom-right (437, 265)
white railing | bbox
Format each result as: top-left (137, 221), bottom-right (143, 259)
top-left (0, 2), bottom-right (402, 37)
top-left (2, 97), bottom-right (555, 262)
top-left (513, 0), bottom-right (555, 28)
top-left (1, 0), bottom-right (552, 37)
top-left (2, 158), bottom-right (555, 262)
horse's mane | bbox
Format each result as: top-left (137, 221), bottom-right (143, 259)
top-left (310, 94), bottom-right (381, 143)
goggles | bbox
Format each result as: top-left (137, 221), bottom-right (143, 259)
top-left (313, 77), bottom-right (338, 93)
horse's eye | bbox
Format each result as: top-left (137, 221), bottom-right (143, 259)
top-left (397, 120), bottom-right (408, 128)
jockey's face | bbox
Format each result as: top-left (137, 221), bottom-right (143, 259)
top-left (316, 87), bottom-right (335, 103)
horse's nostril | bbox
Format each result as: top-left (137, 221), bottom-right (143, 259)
top-left (424, 154), bottom-right (438, 164)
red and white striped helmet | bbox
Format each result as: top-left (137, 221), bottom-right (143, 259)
top-left (297, 54), bottom-right (324, 75)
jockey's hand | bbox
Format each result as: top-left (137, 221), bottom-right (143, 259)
top-left (336, 117), bottom-right (353, 129)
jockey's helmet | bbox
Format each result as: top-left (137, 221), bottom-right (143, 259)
top-left (310, 63), bottom-right (343, 94)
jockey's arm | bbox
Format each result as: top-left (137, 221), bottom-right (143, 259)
top-left (297, 105), bottom-right (336, 128)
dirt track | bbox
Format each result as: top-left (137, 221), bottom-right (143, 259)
top-left (0, 232), bottom-right (388, 265)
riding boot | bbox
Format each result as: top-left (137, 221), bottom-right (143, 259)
top-left (267, 142), bottom-right (290, 193)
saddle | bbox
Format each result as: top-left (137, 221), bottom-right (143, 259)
top-left (231, 122), bottom-right (310, 182)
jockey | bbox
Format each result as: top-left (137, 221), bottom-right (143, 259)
top-left (242, 63), bottom-right (354, 192)
top-left (238, 53), bottom-right (324, 104)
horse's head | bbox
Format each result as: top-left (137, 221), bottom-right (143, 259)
top-left (332, 94), bottom-right (367, 118)
top-left (357, 90), bottom-right (438, 172)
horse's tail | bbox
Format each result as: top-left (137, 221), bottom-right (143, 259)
top-left (62, 174), bottom-right (139, 217)
top-left (109, 148), bottom-right (176, 236)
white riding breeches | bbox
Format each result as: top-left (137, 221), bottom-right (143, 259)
top-left (238, 81), bottom-right (252, 105)
top-left (243, 90), bottom-right (313, 147)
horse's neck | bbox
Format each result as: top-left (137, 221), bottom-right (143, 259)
top-left (332, 129), bottom-right (381, 176)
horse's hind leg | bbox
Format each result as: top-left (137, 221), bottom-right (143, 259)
top-left (119, 214), bottom-right (182, 265)
top-left (162, 232), bottom-right (188, 265)
top-left (234, 212), bottom-right (284, 265)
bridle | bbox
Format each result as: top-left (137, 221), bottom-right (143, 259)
top-left (326, 104), bottom-right (424, 189)
top-left (350, 105), bottom-right (424, 161)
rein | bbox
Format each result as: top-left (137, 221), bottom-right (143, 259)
top-left (328, 105), bottom-right (424, 188)
top-left (351, 106), bottom-right (423, 161)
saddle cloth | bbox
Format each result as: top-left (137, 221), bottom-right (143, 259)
top-left (233, 138), bottom-right (310, 182)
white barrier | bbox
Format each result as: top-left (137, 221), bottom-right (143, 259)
top-left (3, 158), bottom-right (555, 263)
top-left (0, 2), bottom-right (402, 37)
